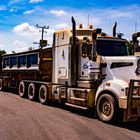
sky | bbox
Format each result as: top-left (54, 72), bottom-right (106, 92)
top-left (0, 0), bottom-right (140, 53)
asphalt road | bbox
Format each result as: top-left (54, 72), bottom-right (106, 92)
top-left (0, 91), bottom-right (140, 140)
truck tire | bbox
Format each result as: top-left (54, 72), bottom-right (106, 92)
top-left (0, 79), bottom-right (4, 91)
top-left (28, 83), bottom-right (36, 101)
top-left (18, 81), bottom-right (27, 97)
top-left (39, 84), bottom-right (48, 104)
top-left (96, 94), bottom-right (117, 123)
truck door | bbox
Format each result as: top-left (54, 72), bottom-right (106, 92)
top-left (78, 37), bottom-right (91, 80)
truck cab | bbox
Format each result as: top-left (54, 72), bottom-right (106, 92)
top-left (52, 18), bottom-right (140, 122)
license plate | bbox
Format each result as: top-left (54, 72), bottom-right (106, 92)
top-left (132, 99), bottom-right (140, 108)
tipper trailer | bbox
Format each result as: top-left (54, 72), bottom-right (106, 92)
top-left (0, 17), bottom-right (140, 122)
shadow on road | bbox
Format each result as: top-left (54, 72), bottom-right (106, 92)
top-left (113, 121), bottom-right (140, 132)
top-left (56, 105), bottom-right (140, 133)
top-left (9, 91), bottom-right (140, 133)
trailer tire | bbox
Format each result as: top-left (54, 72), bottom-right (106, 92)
top-left (96, 94), bottom-right (117, 123)
top-left (39, 84), bottom-right (48, 104)
top-left (28, 83), bottom-right (36, 101)
top-left (0, 79), bottom-right (4, 91)
top-left (18, 81), bottom-right (27, 98)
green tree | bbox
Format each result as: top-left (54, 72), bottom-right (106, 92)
top-left (126, 41), bottom-right (133, 55)
top-left (0, 50), bottom-right (6, 55)
top-left (28, 47), bottom-right (35, 51)
top-left (127, 40), bottom-right (140, 55)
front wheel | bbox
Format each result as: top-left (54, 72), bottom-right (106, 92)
top-left (96, 94), bottom-right (117, 123)
top-left (39, 84), bottom-right (48, 104)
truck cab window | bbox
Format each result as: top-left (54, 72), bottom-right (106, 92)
top-left (96, 40), bottom-right (128, 56)
top-left (3, 58), bottom-right (9, 68)
top-left (10, 57), bottom-right (17, 68)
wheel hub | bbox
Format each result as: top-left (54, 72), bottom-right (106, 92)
top-left (20, 85), bottom-right (23, 93)
top-left (29, 86), bottom-right (33, 96)
top-left (101, 101), bottom-right (111, 116)
top-left (40, 89), bottom-right (45, 99)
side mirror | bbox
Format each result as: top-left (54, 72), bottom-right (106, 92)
top-left (82, 42), bottom-right (90, 58)
top-left (132, 32), bottom-right (140, 53)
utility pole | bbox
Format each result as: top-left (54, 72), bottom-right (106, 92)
top-left (36, 24), bottom-right (49, 48)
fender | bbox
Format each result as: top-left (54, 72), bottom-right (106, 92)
top-left (95, 79), bottom-right (129, 105)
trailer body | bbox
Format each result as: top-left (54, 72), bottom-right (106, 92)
top-left (0, 48), bottom-right (52, 88)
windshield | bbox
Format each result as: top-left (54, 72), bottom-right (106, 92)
top-left (96, 40), bottom-right (129, 56)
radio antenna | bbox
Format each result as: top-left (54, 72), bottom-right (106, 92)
top-left (87, 14), bottom-right (89, 28)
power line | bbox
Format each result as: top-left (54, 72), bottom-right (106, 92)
top-left (36, 24), bottom-right (49, 40)
top-left (36, 24), bottom-right (49, 48)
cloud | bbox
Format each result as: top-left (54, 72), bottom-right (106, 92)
top-left (0, 5), bottom-right (7, 11)
top-left (54, 23), bottom-right (69, 29)
top-left (23, 10), bottom-right (35, 15)
top-left (9, 8), bottom-right (17, 12)
top-left (0, 44), bottom-right (4, 48)
top-left (50, 10), bottom-right (67, 17)
top-left (105, 9), bottom-right (133, 19)
top-left (11, 23), bottom-right (42, 52)
top-left (12, 40), bottom-right (29, 52)
top-left (8, 0), bottom-right (22, 5)
top-left (0, 4), bottom-right (140, 53)
top-left (12, 23), bottom-right (38, 35)
top-left (113, 11), bottom-right (133, 18)
top-left (29, 0), bottom-right (43, 3)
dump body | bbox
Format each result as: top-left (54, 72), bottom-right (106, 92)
top-left (0, 48), bottom-right (52, 88)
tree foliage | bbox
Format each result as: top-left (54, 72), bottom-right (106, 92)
top-left (28, 47), bottom-right (35, 51)
top-left (0, 50), bottom-right (6, 56)
top-left (126, 41), bottom-right (133, 55)
top-left (127, 40), bottom-right (140, 55)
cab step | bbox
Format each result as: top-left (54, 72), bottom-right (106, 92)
top-left (70, 97), bottom-right (86, 102)
top-left (65, 103), bottom-right (88, 110)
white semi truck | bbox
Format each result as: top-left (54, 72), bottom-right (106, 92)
top-left (0, 17), bottom-right (140, 123)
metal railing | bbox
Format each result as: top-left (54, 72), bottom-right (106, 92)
top-left (127, 79), bottom-right (140, 118)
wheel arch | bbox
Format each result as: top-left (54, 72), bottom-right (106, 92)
top-left (95, 89), bottom-right (124, 122)
top-left (95, 79), bottom-right (128, 107)
top-left (95, 90), bottom-right (119, 108)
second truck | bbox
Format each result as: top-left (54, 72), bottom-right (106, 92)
top-left (0, 17), bottom-right (140, 123)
